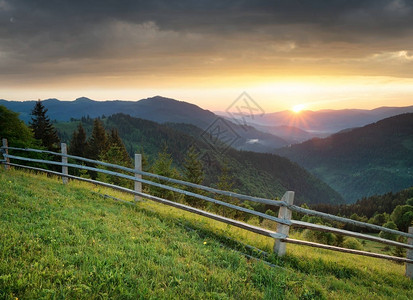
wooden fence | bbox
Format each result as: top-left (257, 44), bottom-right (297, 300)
top-left (1, 139), bottom-right (412, 278)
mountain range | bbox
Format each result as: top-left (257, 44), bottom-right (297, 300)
top-left (242, 106), bottom-right (413, 135)
top-left (0, 96), bottom-right (288, 152)
top-left (3, 97), bottom-right (413, 148)
top-left (275, 113), bottom-right (413, 203)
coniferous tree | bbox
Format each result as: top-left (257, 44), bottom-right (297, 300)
top-left (183, 145), bottom-right (205, 208)
top-left (69, 123), bottom-right (88, 157)
top-left (86, 118), bottom-right (108, 160)
top-left (107, 129), bottom-right (131, 167)
top-left (97, 128), bottom-right (133, 187)
top-left (214, 162), bottom-right (239, 218)
top-left (98, 145), bottom-right (133, 188)
top-left (150, 147), bottom-right (183, 202)
top-left (29, 100), bottom-right (60, 151)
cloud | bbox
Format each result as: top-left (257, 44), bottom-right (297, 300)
top-left (371, 50), bottom-right (413, 62)
top-left (0, 0), bottom-right (10, 11)
top-left (1, 0), bottom-right (413, 83)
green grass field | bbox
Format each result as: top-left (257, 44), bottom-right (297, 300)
top-left (0, 169), bottom-right (412, 299)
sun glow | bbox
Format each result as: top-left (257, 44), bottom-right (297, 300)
top-left (292, 104), bottom-right (306, 113)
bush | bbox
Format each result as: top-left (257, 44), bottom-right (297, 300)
top-left (379, 221), bottom-right (398, 241)
top-left (301, 228), bottom-right (337, 246)
top-left (368, 213), bottom-right (389, 226)
top-left (342, 237), bottom-right (363, 250)
top-left (392, 236), bottom-right (407, 258)
top-left (390, 205), bottom-right (413, 232)
top-left (0, 105), bottom-right (37, 148)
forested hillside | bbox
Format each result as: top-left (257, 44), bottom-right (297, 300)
top-left (275, 113), bottom-right (413, 203)
top-left (55, 113), bottom-right (343, 206)
top-left (312, 187), bottom-right (413, 219)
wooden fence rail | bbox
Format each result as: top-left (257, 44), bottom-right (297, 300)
top-left (4, 146), bottom-right (288, 208)
top-left (2, 146), bottom-right (410, 239)
top-left (1, 141), bottom-right (412, 278)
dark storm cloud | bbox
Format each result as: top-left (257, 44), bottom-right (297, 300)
top-left (4, 1), bottom-right (413, 35)
top-left (1, 0), bottom-right (413, 79)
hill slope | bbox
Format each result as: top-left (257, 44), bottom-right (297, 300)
top-left (1, 169), bottom-right (411, 299)
top-left (275, 113), bottom-right (413, 203)
top-left (55, 113), bottom-right (344, 205)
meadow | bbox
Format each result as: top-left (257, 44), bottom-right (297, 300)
top-left (0, 169), bottom-right (412, 299)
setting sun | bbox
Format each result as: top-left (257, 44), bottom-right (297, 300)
top-left (292, 104), bottom-right (306, 113)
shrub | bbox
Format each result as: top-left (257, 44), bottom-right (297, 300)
top-left (390, 205), bottom-right (413, 232)
top-left (379, 221), bottom-right (398, 241)
top-left (392, 236), bottom-right (407, 258)
top-left (301, 228), bottom-right (337, 246)
top-left (342, 237), bottom-right (363, 250)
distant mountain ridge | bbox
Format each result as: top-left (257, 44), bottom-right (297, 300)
top-left (275, 113), bottom-right (413, 203)
top-left (0, 96), bottom-right (215, 126)
top-left (0, 96), bottom-right (288, 152)
top-left (2, 97), bottom-right (413, 151)
top-left (239, 105), bottom-right (413, 135)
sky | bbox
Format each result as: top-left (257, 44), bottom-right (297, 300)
top-left (1, 0), bottom-right (413, 112)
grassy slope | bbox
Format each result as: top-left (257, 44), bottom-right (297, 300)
top-left (0, 169), bottom-right (412, 299)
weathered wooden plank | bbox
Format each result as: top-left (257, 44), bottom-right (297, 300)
top-left (61, 143), bottom-right (68, 184)
top-left (134, 154), bottom-right (142, 201)
top-left (283, 238), bottom-right (413, 264)
top-left (406, 227), bottom-right (413, 278)
top-left (2, 139), bottom-right (10, 170)
top-left (274, 191), bottom-right (294, 256)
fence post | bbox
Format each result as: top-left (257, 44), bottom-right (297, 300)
top-left (134, 154), bottom-right (142, 201)
top-left (274, 191), bottom-right (294, 256)
top-left (406, 226), bottom-right (413, 279)
top-left (61, 143), bottom-right (68, 184)
top-left (2, 138), bottom-right (10, 170)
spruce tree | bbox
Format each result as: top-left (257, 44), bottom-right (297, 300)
top-left (69, 123), bottom-right (88, 157)
top-left (29, 100), bottom-right (60, 151)
top-left (183, 145), bottom-right (205, 207)
top-left (98, 128), bottom-right (133, 187)
top-left (150, 147), bottom-right (183, 202)
top-left (107, 129), bottom-right (131, 167)
top-left (86, 118), bottom-right (108, 160)
top-left (215, 162), bottom-right (240, 218)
